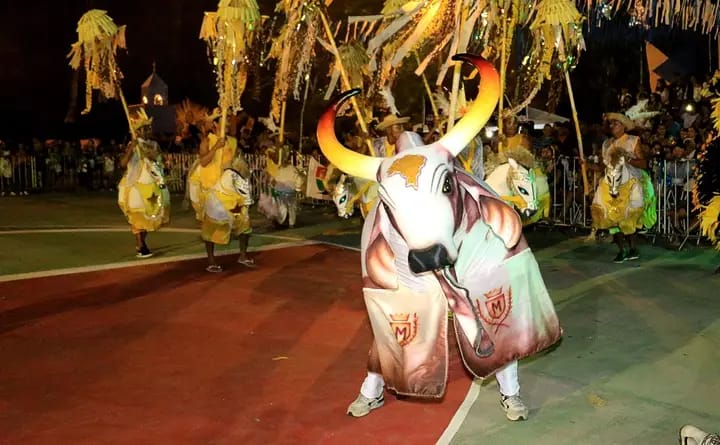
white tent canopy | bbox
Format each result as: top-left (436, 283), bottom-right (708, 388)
top-left (521, 107), bottom-right (569, 129)
top-left (485, 107), bottom-right (569, 136)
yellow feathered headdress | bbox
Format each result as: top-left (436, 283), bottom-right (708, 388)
top-left (130, 108), bottom-right (153, 131)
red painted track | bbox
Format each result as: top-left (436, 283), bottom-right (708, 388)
top-left (0, 245), bottom-right (471, 444)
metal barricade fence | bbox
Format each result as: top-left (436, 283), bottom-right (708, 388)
top-left (161, 152), bottom-right (331, 207)
top-left (2, 153), bottom-right (701, 242)
top-left (0, 156), bottom-right (38, 195)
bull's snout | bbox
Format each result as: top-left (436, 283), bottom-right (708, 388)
top-left (610, 192), bottom-right (618, 199)
top-left (408, 244), bottom-right (453, 274)
top-left (522, 208), bottom-right (537, 218)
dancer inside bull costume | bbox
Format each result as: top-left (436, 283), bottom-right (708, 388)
top-left (316, 54), bottom-right (562, 421)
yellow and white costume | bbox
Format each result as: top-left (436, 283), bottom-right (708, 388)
top-left (260, 148), bottom-right (304, 226)
top-left (187, 133), bottom-right (237, 221)
top-left (200, 156), bottom-right (253, 245)
top-left (117, 139), bottom-right (171, 234)
top-left (591, 134), bottom-right (656, 234)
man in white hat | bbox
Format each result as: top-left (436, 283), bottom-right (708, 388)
top-left (601, 112), bottom-right (647, 169)
top-left (373, 114), bottom-right (411, 157)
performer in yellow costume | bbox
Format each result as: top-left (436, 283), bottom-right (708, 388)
top-left (187, 112), bottom-right (236, 220)
top-left (261, 146), bottom-right (304, 228)
top-left (498, 116), bottom-right (532, 155)
top-left (188, 113), bottom-right (254, 272)
top-left (117, 110), bottom-right (171, 258)
top-left (590, 112), bottom-right (656, 262)
top-left (201, 153), bottom-right (254, 271)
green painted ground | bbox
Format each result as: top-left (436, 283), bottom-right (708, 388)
top-left (1, 193), bottom-right (719, 443)
top-left (0, 193), bottom-right (362, 275)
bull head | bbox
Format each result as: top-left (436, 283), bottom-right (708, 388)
top-left (318, 54), bottom-right (512, 274)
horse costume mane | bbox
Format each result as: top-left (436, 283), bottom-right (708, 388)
top-left (607, 145), bottom-right (627, 167)
top-left (484, 147), bottom-right (535, 175)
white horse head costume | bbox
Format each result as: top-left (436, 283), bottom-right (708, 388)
top-left (331, 132), bottom-right (423, 219)
top-left (318, 54), bottom-right (521, 273)
top-left (332, 174), bottom-right (356, 218)
top-left (222, 168), bottom-right (253, 204)
top-left (604, 149), bottom-right (630, 199)
top-left (484, 157), bottom-right (538, 218)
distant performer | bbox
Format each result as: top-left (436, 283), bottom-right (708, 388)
top-left (117, 109), bottom-right (171, 258)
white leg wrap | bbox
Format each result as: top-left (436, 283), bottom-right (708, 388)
top-left (360, 372), bottom-right (385, 398)
top-left (495, 360), bottom-right (520, 397)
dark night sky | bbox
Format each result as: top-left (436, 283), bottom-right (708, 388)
top-left (0, 0), bottom-right (712, 141)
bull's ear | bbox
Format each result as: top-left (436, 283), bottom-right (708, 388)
top-left (508, 158), bottom-right (519, 169)
top-left (478, 195), bottom-right (523, 249)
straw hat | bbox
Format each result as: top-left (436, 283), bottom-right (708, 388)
top-left (376, 114), bottom-right (410, 131)
top-left (605, 112), bottom-right (635, 131)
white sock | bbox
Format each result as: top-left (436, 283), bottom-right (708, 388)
top-left (360, 372), bottom-right (385, 399)
top-left (495, 360), bottom-right (520, 397)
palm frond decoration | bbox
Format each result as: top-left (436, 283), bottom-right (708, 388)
top-left (66, 9), bottom-right (127, 115)
top-left (200, 0), bottom-right (261, 122)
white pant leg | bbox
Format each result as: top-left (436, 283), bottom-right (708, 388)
top-left (360, 372), bottom-right (385, 398)
top-left (288, 198), bottom-right (297, 226)
top-left (495, 360), bottom-right (520, 397)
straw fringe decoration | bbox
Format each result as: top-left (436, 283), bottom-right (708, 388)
top-left (66, 10), bottom-right (127, 115)
top-left (200, 0), bottom-right (260, 116)
top-left (268, 0), bottom-right (322, 121)
top-left (588, 0), bottom-right (720, 33)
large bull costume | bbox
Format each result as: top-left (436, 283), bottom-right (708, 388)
top-left (317, 55), bottom-right (561, 421)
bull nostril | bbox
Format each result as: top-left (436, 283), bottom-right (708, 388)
top-left (408, 244), bottom-right (452, 274)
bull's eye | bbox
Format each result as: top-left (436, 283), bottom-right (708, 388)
top-left (442, 176), bottom-right (452, 194)
top-left (339, 196), bottom-right (346, 204)
top-left (518, 186), bottom-right (528, 195)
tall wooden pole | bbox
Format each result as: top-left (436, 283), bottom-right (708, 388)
top-left (299, 73), bottom-right (311, 152)
top-left (415, 52), bottom-right (439, 123)
top-left (279, 101), bottom-right (287, 144)
top-left (558, 39), bottom-right (589, 196)
top-left (319, 10), bottom-right (377, 156)
top-left (447, 0), bottom-right (468, 131)
top-left (498, 2), bottom-right (509, 146)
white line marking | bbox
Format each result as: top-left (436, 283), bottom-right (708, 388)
top-left (0, 240), bottom-right (319, 283)
top-left (0, 226), bottom-right (311, 243)
top-left (315, 240), bottom-right (361, 252)
top-left (435, 379), bottom-right (482, 445)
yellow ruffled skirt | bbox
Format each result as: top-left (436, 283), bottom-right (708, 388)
top-left (200, 190), bottom-right (252, 245)
top-left (118, 181), bottom-right (170, 234)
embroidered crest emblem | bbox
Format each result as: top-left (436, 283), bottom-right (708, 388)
top-left (387, 155), bottom-right (426, 190)
top-left (389, 313), bottom-right (418, 346)
top-left (477, 287), bottom-right (512, 333)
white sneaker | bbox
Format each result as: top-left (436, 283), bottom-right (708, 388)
top-left (679, 425), bottom-right (720, 445)
top-left (347, 393), bottom-right (384, 417)
top-left (501, 394), bottom-right (529, 421)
